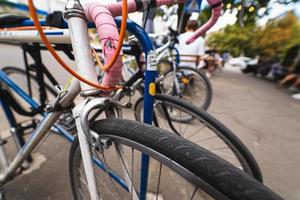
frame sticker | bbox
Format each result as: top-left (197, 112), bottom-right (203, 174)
top-left (147, 50), bottom-right (157, 71)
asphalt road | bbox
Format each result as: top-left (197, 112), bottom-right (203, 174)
top-left (0, 44), bottom-right (299, 199)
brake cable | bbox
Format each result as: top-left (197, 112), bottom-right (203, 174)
top-left (27, 0), bottom-right (127, 90)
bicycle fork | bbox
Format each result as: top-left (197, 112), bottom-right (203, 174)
top-left (76, 96), bottom-right (140, 200)
top-left (73, 100), bottom-right (100, 200)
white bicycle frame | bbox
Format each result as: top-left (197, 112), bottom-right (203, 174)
top-left (0, 1), bottom-right (136, 199)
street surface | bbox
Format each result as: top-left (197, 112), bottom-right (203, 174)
top-left (0, 45), bottom-right (299, 199)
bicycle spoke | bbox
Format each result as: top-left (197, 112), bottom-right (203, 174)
top-left (190, 187), bottom-right (199, 200)
top-left (78, 188), bottom-right (87, 200)
top-left (155, 163), bottom-right (163, 200)
top-left (186, 125), bottom-right (207, 140)
top-left (79, 175), bottom-right (88, 186)
top-left (194, 135), bottom-right (218, 144)
top-left (78, 161), bottom-right (92, 200)
top-left (94, 149), bottom-right (122, 200)
top-left (115, 144), bottom-right (139, 200)
top-left (171, 119), bottom-right (190, 137)
top-left (175, 121), bottom-right (190, 137)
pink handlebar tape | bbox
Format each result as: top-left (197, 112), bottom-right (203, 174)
top-left (85, 2), bottom-right (136, 87)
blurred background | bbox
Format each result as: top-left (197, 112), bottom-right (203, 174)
top-left (0, 0), bottom-right (300, 199)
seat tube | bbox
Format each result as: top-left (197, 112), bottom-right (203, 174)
top-left (64, 1), bottom-right (100, 200)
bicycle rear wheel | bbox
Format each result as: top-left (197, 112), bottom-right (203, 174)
top-left (159, 65), bottom-right (212, 112)
top-left (134, 94), bottom-right (262, 182)
top-left (1, 66), bottom-right (57, 112)
top-left (1, 66), bottom-right (76, 133)
top-left (69, 119), bottom-right (282, 200)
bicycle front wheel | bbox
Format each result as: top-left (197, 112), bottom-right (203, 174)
top-left (69, 119), bottom-right (282, 200)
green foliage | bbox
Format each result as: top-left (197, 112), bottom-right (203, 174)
top-left (195, 0), bottom-right (300, 26)
top-left (207, 24), bottom-right (257, 57)
top-left (255, 12), bottom-right (300, 59)
top-left (207, 11), bottom-right (300, 61)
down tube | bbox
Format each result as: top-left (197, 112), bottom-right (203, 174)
top-left (116, 18), bottom-right (156, 200)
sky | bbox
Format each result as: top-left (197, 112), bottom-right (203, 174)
top-left (257, 0), bottom-right (300, 25)
top-left (208, 0), bottom-right (300, 32)
top-left (6, 0), bottom-right (300, 32)
top-left (83, 0), bottom-right (300, 31)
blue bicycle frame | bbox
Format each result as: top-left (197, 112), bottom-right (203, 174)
top-left (0, 70), bottom-right (75, 142)
top-left (116, 18), bottom-right (157, 199)
top-left (0, 17), bottom-right (157, 200)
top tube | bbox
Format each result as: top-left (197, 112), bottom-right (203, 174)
top-left (20, 18), bottom-right (154, 52)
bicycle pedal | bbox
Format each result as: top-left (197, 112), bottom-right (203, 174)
top-left (57, 113), bottom-right (76, 134)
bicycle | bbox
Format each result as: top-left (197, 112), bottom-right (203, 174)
top-left (0, 0), bottom-right (283, 199)
top-left (122, 27), bottom-right (213, 111)
top-left (0, 18), bottom-right (265, 185)
top-left (1, 32), bottom-right (264, 183)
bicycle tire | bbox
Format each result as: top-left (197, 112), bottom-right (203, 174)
top-left (160, 65), bottom-right (213, 112)
top-left (134, 94), bottom-right (263, 182)
top-left (2, 66), bottom-right (57, 108)
top-left (69, 119), bottom-right (282, 200)
top-left (1, 66), bottom-right (76, 133)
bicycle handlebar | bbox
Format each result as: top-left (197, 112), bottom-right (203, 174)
top-left (90, 0), bottom-right (222, 45)
top-left (155, 0), bottom-right (223, 44)
top-left (185, 0), bottom-right (223, 44)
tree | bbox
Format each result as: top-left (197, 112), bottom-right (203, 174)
top-left (207, 11), bottom-right (300, 61)
top-left (207, 24), bottom-right (258, 57)
top-left (179, 0), bottom-right (300, 31)
top-left (254, 11), bottom-right (300, 60)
